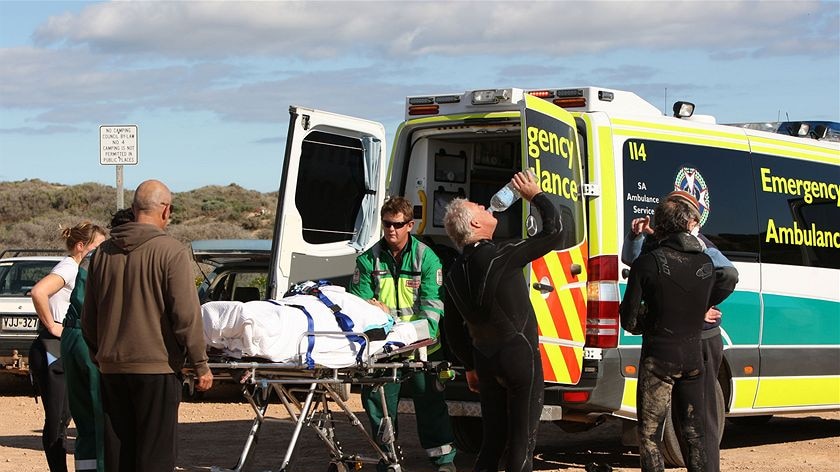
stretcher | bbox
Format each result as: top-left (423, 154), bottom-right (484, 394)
top-left (192, 283), bottom-right (451, 472)
top-left (187, 335), bottom-right (448, 472)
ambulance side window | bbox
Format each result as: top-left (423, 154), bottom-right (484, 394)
top-left (621, 140), bottom-right (760, 258)
top-left (752, 155), bottom-right (840, 269)
top-left (295, 130), bottom-right (367, 244)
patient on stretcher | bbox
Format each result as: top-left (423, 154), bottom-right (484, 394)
top-left (201, 284), bottom-right (430, 367)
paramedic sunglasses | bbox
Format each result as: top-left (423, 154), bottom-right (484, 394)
top-left (382, 220), bottom-right (412, 229)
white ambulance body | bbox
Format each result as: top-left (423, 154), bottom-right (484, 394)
top-left (267, 87), bottom-right (840, 465)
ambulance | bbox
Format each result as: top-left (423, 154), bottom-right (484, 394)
top-left (266, 87), bottom-right (840, 465)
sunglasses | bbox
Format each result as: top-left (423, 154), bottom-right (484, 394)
top-left (382, 220), bottom-right (411, 229)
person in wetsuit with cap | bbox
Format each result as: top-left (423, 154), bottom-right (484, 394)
top-left (622, 190), bottom-right (738, 472)
top-left (620, 196), bottom-right (737, 472)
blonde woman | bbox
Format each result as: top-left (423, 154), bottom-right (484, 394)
top-left (30, 222), bottom-right (106, 472)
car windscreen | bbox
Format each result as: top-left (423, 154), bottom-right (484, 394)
top-left (0, 261), bottom-right (57, 297)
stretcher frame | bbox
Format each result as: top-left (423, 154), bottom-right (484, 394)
top-left (190, 331), bottom-right (441, 472)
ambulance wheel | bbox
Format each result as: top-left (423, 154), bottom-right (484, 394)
top-left (451, 416), bottom-right (482, 453)
top-left (662, 380), bottom-right (725, 467)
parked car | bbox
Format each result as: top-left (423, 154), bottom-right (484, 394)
top-left (191, 239), bottom-right (272, 304)
top-left (186, 240), bottom-right (272, 398)
top-left (0, 249), bottom-right (64, 374)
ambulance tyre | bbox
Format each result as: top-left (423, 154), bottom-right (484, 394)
top-left (661, 380), bottom-right (725, 468)
top-left (450, 416), bottom-right (482, 453)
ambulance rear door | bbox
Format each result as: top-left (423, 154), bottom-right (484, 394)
top-left (520, 94), bottom-right (588, 385)
top-left (267, 106), bottom-right (387, 299)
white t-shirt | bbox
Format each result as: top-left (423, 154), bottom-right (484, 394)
top-left (47, 256), bottom-right (79, 323)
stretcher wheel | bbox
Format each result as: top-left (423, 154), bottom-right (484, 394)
top-left (182, 381), bottom-right (205, 401)
top-left (326, 461), bottom-right (349, 472)
top-left (377, 461), bottom-right (401, 472)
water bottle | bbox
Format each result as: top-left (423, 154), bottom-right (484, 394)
top-left (489, 169), bottom-right (535, 213)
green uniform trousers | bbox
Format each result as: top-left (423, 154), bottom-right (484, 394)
top-left (60, 326), bottom-right (107, 472)
top-left (362, 367), bottom-right (456, 470)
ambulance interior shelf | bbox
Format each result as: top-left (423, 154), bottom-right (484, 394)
top-left (425, 136), bottom-right (522, 239)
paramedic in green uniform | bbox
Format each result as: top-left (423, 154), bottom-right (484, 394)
top-left (349, 196), bottom-right (457, 472)
top-left (60, 209), bottom-right (132, 471)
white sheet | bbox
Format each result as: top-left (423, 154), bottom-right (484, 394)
top-left (202, 285), bottom-right (430, 368)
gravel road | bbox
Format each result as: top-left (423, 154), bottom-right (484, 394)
top-left (1, 375), bottom-right (838, 471)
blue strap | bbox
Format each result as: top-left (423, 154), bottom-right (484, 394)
top-left (312, 290), bottom-right (367, 363)
top-left (380, 341), bottom-right (405, 355)
top-left (269, 300), bottom-right (315, 369)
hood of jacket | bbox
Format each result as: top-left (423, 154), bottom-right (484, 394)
top-left (658, 232), bottom-right (704, 253)
top-left (109, 222), bottom-right (167, 252)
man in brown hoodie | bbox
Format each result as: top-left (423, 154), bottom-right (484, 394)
top-left (82, 179), bottom-right (212, 472)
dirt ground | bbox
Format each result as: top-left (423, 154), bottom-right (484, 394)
top-left (1, 375), bottom-right (838, 472)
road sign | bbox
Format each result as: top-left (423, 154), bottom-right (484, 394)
top-left (100, 125), bottom-right (138, 165)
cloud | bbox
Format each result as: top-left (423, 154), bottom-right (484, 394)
top-left (0, 44), bottom-right (454, 127)
top-left (32, 1), bottom-right (836, 59)
top-left (0, 124), bottom-right (83, 135)
top-left (0, 46), bottom-right (252, 124)
top-left (3, 1), bottom-right (835, 132)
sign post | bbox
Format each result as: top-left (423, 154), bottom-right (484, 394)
top-left (99, 125), bottom-right (138, 209)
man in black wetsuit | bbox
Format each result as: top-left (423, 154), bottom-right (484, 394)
top-left (620, 198), bottom-right (737, 472)
top-left (442, 171), bottom-right (563, 472)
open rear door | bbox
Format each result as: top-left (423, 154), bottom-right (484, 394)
top-left (520, 94), bottom-right (588, 385)
top-left (267, 107), bottom-right (387, 299)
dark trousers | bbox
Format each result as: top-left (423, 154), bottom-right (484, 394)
top-left (473, 334), bottom-right (544, 472)
top-left (637, 356), bottom-right (706, 472)
top-left (29, 334), bottom-right (70, 472)
top-left (672, 333), bottom-right (724, 472)
top-left (101, 373), bottom-right (181, 472)
top-left (700, 334), bottom-right (724, 472)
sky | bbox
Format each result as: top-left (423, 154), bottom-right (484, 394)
top-left (0, 0), bottom-right (838, 193)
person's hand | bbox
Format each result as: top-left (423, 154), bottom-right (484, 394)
top-left (705, 307), bottom-right (722, 324)
top-left (46, 323), bottom-right (63, 338)
top-left (367, 298), bottom-right (390, 313)
top-left (512, 170), bottom-right (541, 202)
top-left (465, 370), bottom-right (480, 393)
top-left (195, 371), bottom-right (214, 392)
top-left (630, 216), bottom-right (654, 236)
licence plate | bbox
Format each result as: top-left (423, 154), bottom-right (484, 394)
top-left (1, 316), bottom-right (39, 331)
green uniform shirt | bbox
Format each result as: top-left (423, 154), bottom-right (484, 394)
top-left (349, 236), bottom-right (444, 345)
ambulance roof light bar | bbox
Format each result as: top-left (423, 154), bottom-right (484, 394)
top-left (405, 86), bottom-right (666, 119)
top-left (527, 87), bottom-right (662, 115)
top-left (471, 89), bottom-right (512, 105)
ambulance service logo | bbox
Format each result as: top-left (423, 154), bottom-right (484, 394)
top-left (674, 167), bottom-right (710, 226)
